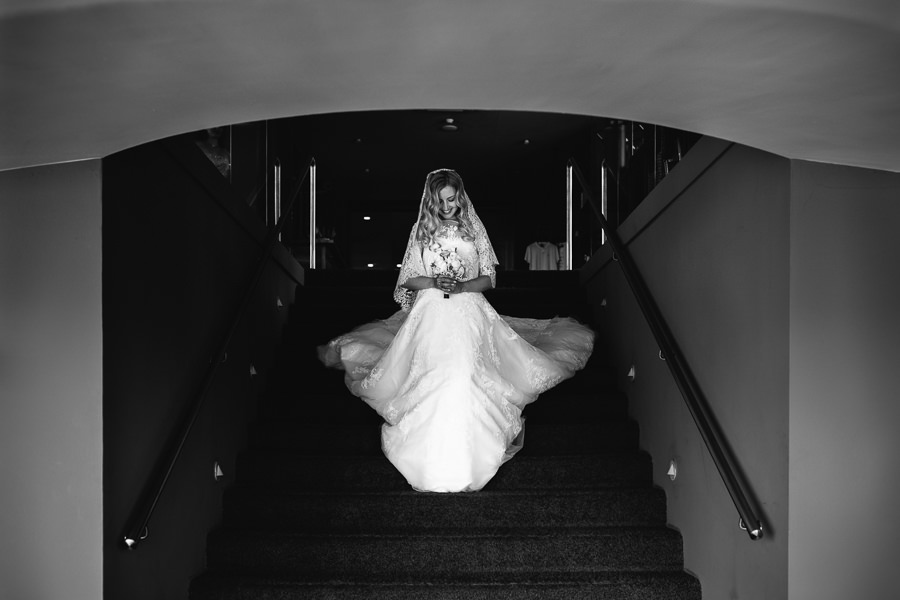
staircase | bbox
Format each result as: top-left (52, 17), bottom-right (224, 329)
top-left (190, 270), bottom-right (701, 599)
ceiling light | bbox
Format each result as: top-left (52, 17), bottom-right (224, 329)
top-left (441, 118), bottom-right (458, 132)
top-left (363, 216), bottom-right (371, 221)
top-left (367, 263), bottom-right (374, 268)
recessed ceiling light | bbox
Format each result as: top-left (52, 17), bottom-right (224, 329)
top-left (363, 216), bottom-right (371, 221)
top-left (367, 263), bottom-right (374, 268)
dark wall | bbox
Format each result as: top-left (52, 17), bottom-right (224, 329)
top-left (273, 110), bottom-right (595, 270)
top-left (103, 138), bottom-right (302, 600)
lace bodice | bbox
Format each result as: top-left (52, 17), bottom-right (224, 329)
top-left (422, 223), bottom-right (480, 281)
top-left (394, 219), bottom-right (498, 311)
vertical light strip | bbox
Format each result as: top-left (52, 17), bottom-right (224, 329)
top-left (274, 161), bottom-right (281, 242)
top-left (309, 159), bottom-right (317, 269)
top-left (566, 163), bottom-right (573, 271)
top-left (601, 165), bottom-right (608, 246)
top-left (263, 122), bottom-right (268, 226)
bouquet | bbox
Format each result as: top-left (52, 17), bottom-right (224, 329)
top-left (429, 245), bottom-right (466, 299)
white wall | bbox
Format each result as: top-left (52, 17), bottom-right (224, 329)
top-left (789, 161), bottom-right (900, 600)
top-left (0, 161), bottom-right (103, 600)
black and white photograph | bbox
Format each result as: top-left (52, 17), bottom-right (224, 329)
top-left (2, 2), bottom-right (899, 599)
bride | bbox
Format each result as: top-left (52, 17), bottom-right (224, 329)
top-left (319, 169), bottom-right (594, 492)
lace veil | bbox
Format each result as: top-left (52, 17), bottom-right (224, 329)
top-left (393, 169), bottom-right (499, 311)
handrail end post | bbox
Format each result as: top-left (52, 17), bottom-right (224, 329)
top-left (122, 525), bottom-right (148, 550)
top-left (740, 518), bottom-right (764, 540)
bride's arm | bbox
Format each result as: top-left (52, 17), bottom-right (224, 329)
top-left (453, 274), bottom-right (493, 294)
top-left (401, 276), bottom-right (439, 291)
top-left (402, 274), bottom-right (493, 294)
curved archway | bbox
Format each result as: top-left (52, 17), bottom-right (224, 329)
top-left (2, 1), bottom-right (899, 172)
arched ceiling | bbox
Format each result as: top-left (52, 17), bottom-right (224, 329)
top-left (1, 0), bottom-right (898, 172)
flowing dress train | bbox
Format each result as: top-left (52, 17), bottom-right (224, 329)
top-left (319, 227), bottom-right (594, 492)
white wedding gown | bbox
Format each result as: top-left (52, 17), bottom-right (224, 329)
top-left (319, 228), bottom-right (594, 492)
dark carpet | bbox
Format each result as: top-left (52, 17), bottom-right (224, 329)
top-left (190, 270), bottom-right (701, 599)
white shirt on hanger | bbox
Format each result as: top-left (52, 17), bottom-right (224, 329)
top-left (524, 242), bottom-right (560, 271)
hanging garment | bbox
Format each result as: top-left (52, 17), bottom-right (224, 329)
top-left (524, 241), bottom-right (560, 271)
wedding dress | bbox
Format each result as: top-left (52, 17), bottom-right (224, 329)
top-left (319, 171), bottom-right (594, 492)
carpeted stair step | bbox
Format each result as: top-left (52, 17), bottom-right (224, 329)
top-left (222, 487), bottom-right (668, 531)
top-left (261, 389), bottom-right (385, 420)
top-left (205, 527), bottom-right (687, 577)
top-left (235, 452), bottom-right (654, 490)
top-left (523, 391), bottom-right (627, 419)
top-left (247, 419), bottom-right (639, 455)
top-left (263, 388), bottom-right (628, 420)
top-left (191, 570), bottom-right (701, 600)
top-left (190, 269), bottom-right (702, 600)
top-left (489, 452), bottom-right (652, 489)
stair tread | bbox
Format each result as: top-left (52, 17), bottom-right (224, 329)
top-left (191, 572), bottom-right (701, 600)
top-left (212, 524), bottom-right (684, 538)
top-left (205, 526), bottom-right (688, 578)
top-left (193, 569), bottom-right (700, 585)
top-left (192, 273), bottom-right (700, 599)
top-left (234, 451), bottom-right (653, 491)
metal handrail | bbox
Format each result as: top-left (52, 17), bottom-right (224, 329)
top-left (122, 159), bottom-right (314, 550)
top-left (569, 158), bottom-right (763, 540)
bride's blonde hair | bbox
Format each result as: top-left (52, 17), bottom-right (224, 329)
top-left (416, 169), bottom-right (476, 244)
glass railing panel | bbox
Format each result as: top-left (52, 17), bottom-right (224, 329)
top-left (618, 123), bottom-right (701, 222)
top-left (187, 113), bottom-right (701, 272)
top-left (193, 126), bottom-right (232, 180)
top-left (575, 123), bottom-right (701, 263)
